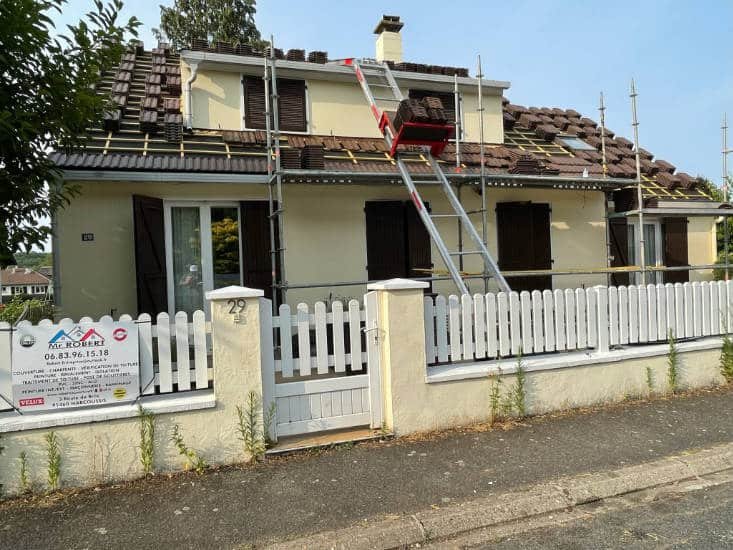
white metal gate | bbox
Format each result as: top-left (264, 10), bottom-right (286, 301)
top-left (261, 291), bottom-right (381, 439)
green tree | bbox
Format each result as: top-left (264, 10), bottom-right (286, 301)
top-left (154, 0), bottom-right (265, 49)
top-left (0, 0), bottom-right (140, 267)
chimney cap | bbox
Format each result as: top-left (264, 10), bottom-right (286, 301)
top-left (374, 15), bottom-right (404, 34)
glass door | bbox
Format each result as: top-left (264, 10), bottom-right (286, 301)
top-left (628, 219), bottom-right (663, 285)
top-left (166, 203), bottom-right (242, 316)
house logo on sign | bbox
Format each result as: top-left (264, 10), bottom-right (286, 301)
top-left (19, 334), bottom-right (36, 348)
top-left (48, 326), bottom-right (105, 350)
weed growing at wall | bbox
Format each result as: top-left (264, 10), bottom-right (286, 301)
top-left (512, 351), bottom-right (527, 418)
top-left (171, 425), bottom-right (207, 474)
top-left (45, 431), bottom-right (61, 491)
top-left (667, 329), bottom-right (680, 393)
top-left (0, 434), bottom-right (4, 495)
top-left (645, 366), bottom-right (654, 394)
top-left (720, 334), bottom-right (733, 383)
top-left (236, 391), bottom-right (266, 462)
top-left (488, 368), bottom-right (503, 425)
top-left (138, 406), bottom-right (156, 475)
top-left (19, 451), bottom-right (30, 493)
top-left (263, 401), bottom-right (277, 448)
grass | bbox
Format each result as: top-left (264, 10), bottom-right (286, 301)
top-left (645, 366), bottom-right (654, 394)
top-left (170, 425), bottom-right (207, 475)
top-left (45, 431), bottom-right (61, 491)
top-left (138, 406), bottom-right (155, 475)
top-left (667, 329), bottom-right (680, 393)
top-left (720, 333), bottom-right (733, 383)
top-left (19, 451), bottom-right (30, 494)
top-left (512, 351), bottom-right (527, 418)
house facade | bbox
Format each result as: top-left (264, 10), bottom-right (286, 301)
top-left (0, 267), bottom-right (53, 301)
top-left (50, 16), bottom-right (721, 320)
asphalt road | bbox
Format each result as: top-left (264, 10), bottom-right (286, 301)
top-left (1, 388), bottom-right (732, 549)
top-left (482, 479), bottom-right (733, 549)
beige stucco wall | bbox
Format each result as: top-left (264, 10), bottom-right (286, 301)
top-left (0, 293), bottom-right (266, 496)
top-left (184, 63), bottom-right (504, 142)
top-left (55, 181), bottom-right (608, 318)
top-left (374, 286), bottom-right (725, 436)
top-left (688, 217), bottom-right (717, 282)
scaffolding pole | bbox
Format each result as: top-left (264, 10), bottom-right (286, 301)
top-left (454, 75), bottom-right (464, 272)
top-left (723, 113), bottom-right (729, 281)
top-left (477, 54), bottom-right (489, 293)
top-left (266, 36), bottom-right (287, 309)
top-left (630, 79), bottom-right (646, 285)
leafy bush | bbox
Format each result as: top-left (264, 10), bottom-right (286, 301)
top-left (0, 296), bottom-right (53, 324)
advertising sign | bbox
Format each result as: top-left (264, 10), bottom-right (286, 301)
top-left (11, 321), bottom-right (139, 412)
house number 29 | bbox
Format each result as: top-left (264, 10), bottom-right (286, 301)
top-left (227, 299), bottom-right (246, 314)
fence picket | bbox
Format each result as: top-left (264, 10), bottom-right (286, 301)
top-left (646, 284), bottom-right (657, 342)
top-left (348, 300), bottom-right (362, 371)
top-left (717, 281), bottom-right (726, 334)
top-left (692, 282), bottom-right (702, 337)
top-left (138, 313), bottom-right (154, 394)
top-left (509, 292), bottom-right (521, 355)
top-left (156, 312), bottom-right (172, 393)
top-left (297, 303), bottom-right (311, 376)
top-left (461, 294), bottom-right (474, 359)
top-left (485, 294), bottom-right (498, 358)
top-left (586, 288), bottom-right (598, 348)
top-left (473, 294), bottom-right (486, 359)
top-left (665, 284), bottom-right (675, 338)
top-left (638, 285), bottom-right (648, 343)
top-left (315, 302), bottom-right (328, 375)
top-left (675, 283), bottom-right (685, 338)
top-left (332, 301), bottom-right (346, 372)
top-left (576, 289), bottom-right (587, 348)
top-left (554, 289), bottom-right (566, 352)
top-left (565, 289), bottom-right (576, 349)
top-left (656, 284), bottom-right (667, 340)
top-left (530, 290), bottom-right (543, 353)
top-left (701, 282), bottom-right (711, 336)
top-left (711, 282), bottom-right (721, 335)
top-left (543, 290), bottom-right (555, 352)
top-left (436, 295), bottom-right (449, 362)
top-left (618, 286), bottom-right (629, 345)
top-left (423, 297), bottom-right (437, 365)
top-left (498, 292), bottom-right (510, 357)
top-left (448, 295), bottom-right (461, 361)
top-left (279, 304), bottom-right (294, 377)
top-left (608, 286), bottom-right (619, 346)
top-left (684, 283), bottom-right (694, 337)
top-left (521, 291), bottom-right (533, 354)
top-left (192, 310), bottom-right (208, 390)
top-left (174, 312), bottom-right (191, 391)
top-left (596, 286), bottom-right (609, 352)
top-left (727, 281), bottom-right (733, 333)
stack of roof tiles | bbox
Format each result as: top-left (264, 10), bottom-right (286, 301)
top-left (301, 144), bottom-right (325, 170)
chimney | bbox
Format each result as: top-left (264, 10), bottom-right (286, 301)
top-left (374, 15), bottom-right (404, 63)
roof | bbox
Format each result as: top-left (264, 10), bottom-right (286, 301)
top-left (50, 43), bottom-right (714, 203)
top-left (1, 267), bottom-right (50, 285)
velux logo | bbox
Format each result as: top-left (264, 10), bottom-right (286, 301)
top-left (48, 325), bottom-right (105, 349)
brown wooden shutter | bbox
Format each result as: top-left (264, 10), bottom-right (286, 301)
top-left (496, 202), bottom-right (552, 292)
top-left (278, 79), bottom-right (307, 132)
top-left (365, 201), bottom-right (407, 281)
top-left (408, 89), bottom-right (457, 125)
top-left (133, 195), bottom-right (168, 315)
top-left (405, 201), bottom-right (433, 291)
top-left (243, 76), bottom-right (267, 130)
top-left (240, 201), bottom-right (280, 301)
top-left (663, 217), bottom-right (689, 283)
top-left (608, 217), bottom-right (630, 286)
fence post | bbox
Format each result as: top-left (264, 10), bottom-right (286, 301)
top-left (367, 278), bottom-right (429, 436)
top-left (595, 285), bottom-right (610, 353)
top-left (205, 286), bottom-right (268, 460)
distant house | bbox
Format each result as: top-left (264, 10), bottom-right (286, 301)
top-left (0, 266), bottom-right (53, 300)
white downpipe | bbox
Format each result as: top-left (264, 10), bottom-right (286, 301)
top-left (185, 62), bottom-right (199, 129)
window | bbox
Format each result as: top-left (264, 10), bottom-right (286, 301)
top-left (558, 136), bottom-right (596, 151)
top-left (627, 219), bottom-right (663, 284)
top-left (242, 76), bottom-right (307, 132)
top-left (364, 201), bottom-right (432, 287)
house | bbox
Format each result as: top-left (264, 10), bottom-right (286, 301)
top-left (0, 266), bottom-right (53, 301)
top-left (49, 15), bottom-right (723, 320)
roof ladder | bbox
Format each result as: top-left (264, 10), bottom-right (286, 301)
top-left (342, 58), bottom-right (511, 295)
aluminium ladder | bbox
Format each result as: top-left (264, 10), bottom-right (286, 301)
top-left (342, 58), bottom-right (511, 295)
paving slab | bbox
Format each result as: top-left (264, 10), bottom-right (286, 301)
top-left (1, 388), bottom-right (732, 549)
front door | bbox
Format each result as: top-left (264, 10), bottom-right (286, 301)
top-left (165, 203), bottom-right (242, 315)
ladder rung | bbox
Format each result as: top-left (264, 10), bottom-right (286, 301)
top-left (431, 214), bottom-right (460, 218)
top-left (372, 96), bottom-right (401, 102)
top-left (464, 209), bottom-right (485, 215)
top-left (412, 180), bottom-right (441, 184)
top-left (450, 251), bottom-right (483, 256)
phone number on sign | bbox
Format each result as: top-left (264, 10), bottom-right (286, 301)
top-left (44, 349), bottom-right (110, 360)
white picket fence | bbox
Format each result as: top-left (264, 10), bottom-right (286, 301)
top-left (264, 295), bottom-right (381, 437)
top-left (1, 312), bottom-right (211, 413)
top-left (424, 281), bottom-right (733, 366)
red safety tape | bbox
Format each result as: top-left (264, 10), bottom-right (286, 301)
top-left (411, 191), bottom-right (422, 210)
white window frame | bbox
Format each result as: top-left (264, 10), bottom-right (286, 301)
top-left (628, 217), bottom-right (663, 285)
top-left (164, 201), bottom-right (243, 317)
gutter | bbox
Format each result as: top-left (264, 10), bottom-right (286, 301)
top-left (180, 50), bottom-right (510, 92)
top-left (60, 168), bottom-right (631, 190)
top-left (184, 62), bottom-right (199, 129)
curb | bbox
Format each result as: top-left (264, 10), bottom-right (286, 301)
top-left (268, 442), bottom-right (733, 549)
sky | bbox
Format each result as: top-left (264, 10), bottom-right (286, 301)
top-left (43, 0), bottom-right (732, 249)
